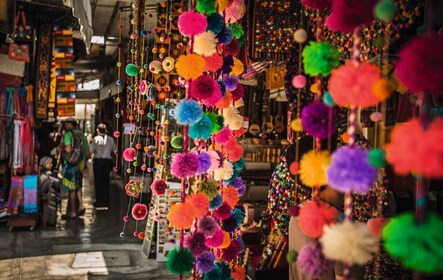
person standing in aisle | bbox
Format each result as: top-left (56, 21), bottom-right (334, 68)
top-left (62, 118), bottom-right (89, 218)
top-left (89, 123), bottom-right (115, 209)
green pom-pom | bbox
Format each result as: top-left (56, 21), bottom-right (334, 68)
top-left (302, 42), bottom-right (340, 77)
top-left (166, 247), bottom-right (195, 275)
top-left (171, 135), bottom-right (183, 149)
top-left (125, 63), bottom-right (138, 77)
top-left (199, 179), bottom-right (218, 200)
top-left (238, 33), bottom-right (245, 47)
top-left (323, 91), bottom-right (336, 107)
top-left (383, 212), bottom-right (443, 274)
top-left (286, 250), bottom-right (298, 263)
top-left (196, 0), bottom-right (216, 15)
top-left (374, 0), bottom-right (397, 22)
top-left (368, 148), bottom-right (386, 168)
top-left (229, 23), bottom-right (244, 39)
top-left (205, 112), bottom-right (224, 134)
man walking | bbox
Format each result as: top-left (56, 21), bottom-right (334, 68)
top-left (89, 123), bottom-right (115, 209)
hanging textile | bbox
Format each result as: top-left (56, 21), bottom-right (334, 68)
top-left (23, 175), bottom-right (38, 214)
top-left (12, 120), bottom-right (33, 172)
top-left (8, 176), bottom-right (24, 215)
top-left (13, 120), bottom-right (21, 170)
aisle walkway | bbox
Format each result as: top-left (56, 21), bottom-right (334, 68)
top-left (0, 167), bottom-right (175, 279)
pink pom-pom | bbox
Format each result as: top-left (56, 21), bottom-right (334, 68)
top-left (328, 61), bottom-right (381, 108)
top-left (113, 131), bottom-right (120, 138)
top-left (123, 147), bottom-right (136, 162)
top-left (301, 0), bottom-right (332, 9)
top-left (204, 53), bottom-right (223, 72)
top-left (189, 75), bottom-right (222, 106)
top-left (292, 75), bottom-right (307, 89)
top-left (215, 127), bottom-right (232, 145)
top-left (222, 136), bottom-right (244, 162)
top-left (171, 152), bottom-right (200, 179)
top-left (150, 179), bottom-right (167, 195)
top-left (326, 0), bottom-right (378, 33)
top-left (207, 150), bottom-right (223, 172)
top-left (123, 215), bottom-right (129, 222)
top-left (224, 2), bottom-right (245, 24)
top-left (385, 118), bottom-right (443, 179)
top-left (367, 217), bottom-right (388, 238)
top-left (370, 112), bottom-right (383, 122)
top-left (231, 84), bottom-right (245, 101)
top-left (224, 38), bottom-right (240, 56)
top-left (206, 229), bottom-right (225, 248)
top-left (188, 193), bottom-right (210, 218)
top-left (395, 34), bottom-right (443, 96)
top-left (299, 200), bottom-right (339, 238)
top-left (178, 11), bottom-right (207, 37)
top-left (214, 202), bottom-right (232, 219)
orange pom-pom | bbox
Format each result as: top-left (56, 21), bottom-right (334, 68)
top-left (222, 136), bottom-right (244, 162)
top-left (299, 200), bottom-right (339, 238)
top-left (341, 132), bottom-right (349, 143)
top-left (176, 54), bottom-right (206, 80)
top-left (187, 193), bottom-right (209, 218)
top-left (231, 264), bottom-right (246, 280)
top-left (372, 79), bottom-right (393, 102)
top-left (204, 53), bottom-right (223, 72)
top-left (216, 91), bottom-right (233, 109)
top-left (222, 186), bottom-right (239, 208)
top-left (168, 202), bottom-right (196, 230)
top-left (219, 231), bottom-right (231, 248)
top-left (289, 161), bottom-right (299, 175)
top-left (367, 217), bottom-right (388, 238)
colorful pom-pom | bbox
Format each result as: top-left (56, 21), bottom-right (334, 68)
top-left (209, 194), bottom-right (223, 210)
top-left (131, 203), bottom-right (148, 220)
top-left (327, 146), bottom-right (377, 193)
top-left (198, 151), bottom-right (213, 174)
top-left (194, 31), bottom-right (218, 57)
top-left (190, 75), bottom-right (222, 106)
top-left (171, 152), bottom-right (200, 179)
top-left (199, 179), bottom-right (219, 200)
top-left (301, 102), bottom-right (335, 139)
top-left (214, 202), bottom-right (232, 219)
top-left (189, 115), bottom-right (214, 140)
top-left (224, 38), bottom-right (240, 56)
top-left (198, 216), bottom-right (219, 237)
top-left (302, 42), bottom-right (340, 77)
top-left (223, 75), bottom-right (238, 91)
top-left (230, 177), bottom-right (246, 196)
top-left (287, 251), bottom-right (298, 263)
top-left (196, 0), bottom-right (217, 15)
top-left (123, 147), bottom-right (136, 162)
top-left (188, 193), bottom-right (210, 218)
top-left (204, 53), bottom-right (224, 72)
top-left (176, 54), bottom-right (206, 80)
top-left (206, 112), bottom-right (224, 133)
top-left (326, 0), bottom-right (378, 33)
top-left (178, 11), bottom-right (208, 37)
top-left (221, 215), bottom-right (238, 233)
top-left (184, 231), bottom-right (209, 256)
top-left (196, 251), bottom-right (216, 273)
top-left (175, 99), bottom-right (203, 125)
top-left (231, 208), bottom-right (245, 225)
top-left (206, 13), bottom-right (224, 34)
top-left (299, 150), bottom-right (331, 187)
top-left (292, 75), bottom-right (307, 89)
top-left (220, 239), bottom-right (242, 261)
top-left (382, 212), bottom-right (443, 274)
top-left (222, 187), bottom-right (239, 208)
top-left (297, 242), bottom-right (334, 279)
top-left (166, 246), bottom-right (195, 275)
top-left (322, 91), bottom-right (335, 107)
top-left (168, 202), bottom-right (196, 230)
top-left (374, 0), bottom-right (397, 22)
top-left (150, 179), bottom-right (167, 195)
top-left (293, 28), bottom-right (308, 43)
top-left (125, 63), bottom-right (138, 77)
top-left (299, 200), bottom-right (338, 238)
top-left (171, 135), bottom-right (183, 149)
top-left (206, 229), bottom-right (225, 248)
top-left (368, 148), bottom-right (387, 168)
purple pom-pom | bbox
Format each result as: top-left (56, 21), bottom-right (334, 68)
top-left (302, 0), bottom-right (332, 9)
top-left (223, 75), bottom-right (238, 91)
top-left (221, 239), bottom-right (242, 262)
top-left (184, 231), bottom-right (208, 256)
top-left (301, 102), bottom-right (335, 139)
top-left (327, 147), bottom-right (377, 193)
top-left (326, 0), bottom-right (378, 33)
top-left (198, 216), bottom-right (219, 237)
top-left (198, 151), bottom-right (212, 174)
top-left (171, 152), bottom-right (200, 179)
top-left (297, 243), bottom-right (334, 279)
top-left (196, 251), bottom-right (216, 273)
top-left (221, 215), bottom-right (238, 233)
top-left (230, 177), bottom-right (246, 196)
top-left (217, 25), bottom-right (233, 45)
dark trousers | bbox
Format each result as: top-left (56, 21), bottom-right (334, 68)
top-left (93, 158), bottom-right (112, 206)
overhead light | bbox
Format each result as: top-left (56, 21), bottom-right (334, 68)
top-left (91, 36), bottom-right (105, 45)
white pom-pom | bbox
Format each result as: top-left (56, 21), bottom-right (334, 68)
top-left (193, 31), bottom-right (218, 57)
top-left (293, 28), bottom-right (308, 43)
top-left (214, 160), bottom-right (234, 181)
top-left (223, 106), bottom-right (243, 130)
top-left (320, 221), bottom-right (379, 266)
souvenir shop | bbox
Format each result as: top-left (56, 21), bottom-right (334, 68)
top-left (1, 0), bottom-right (443, 279)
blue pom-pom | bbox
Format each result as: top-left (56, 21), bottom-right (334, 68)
top-left (217, 26), bottom-right (233, 45)
top-left (233, 157), bottom-right (245, 171)
top-left (323, 91), bottom-right (336, 107)
top-left (209, 194), bottom-right (223, 210)
top-left (175, 99), bottom-right (203, 125)
top-left (204, 264), bottom-right (222, 280)
top-left (206, 13), bottom-right (224, 34)
top-left (189, 115), bottom-right (213, 140)
top-left (231, 208), bottom-right (245, 226)
top-left (217, 80), bottom-right (226, 96)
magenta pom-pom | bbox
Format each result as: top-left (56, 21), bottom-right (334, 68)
top-left (289, 205), bottom-right (300, 217)
top-left (326, 0), bottom-right (378, 33)
top-left (178, 11), bottom-right (207, 37)
top-left (113, 131), bottom-right (120, 138)
top-left (297, 242), bottom-right (334, 279)
top-left (292, 75), bottom-right (307, 89)
top-left (150, 179), bottom-right (167, 195)
top-left (171, 152), bottom-right (200, 179)
top-left (327, 146), bottom-right (378, 193)
top-left (184, 231), bottom-right (208, 256)
top-left (395, 34), bottom-right (443, 96)
top-left (206, 229), bottom-right (225, 248)
top-left (231, 84), bottom-right (245, 101)
top-left (301, 102), bottom-right (335, 139)
top-left (123, 147), bottom-right (136, 162)
top-left (123, 215), bottom-right (129, 222)
top-left (215, 126), bottom-right (232, 145)
top-left (189, 75), bottom-right (222, 106)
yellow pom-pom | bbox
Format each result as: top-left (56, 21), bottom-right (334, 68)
top-left (168, 202), bottom-right (196, 230)
top-left (219, 231), bottom-right (231, 249)
top-left (299, 150), bottom-right (331, 187)
top-left (290, 118), bottom-right (303, 132)
top-left (175, 54), bottom-right (206, 81)
top-left (222, 187), bottom-right (239, 208)
top-left (217, 0), bottom-right (229, 11)
top-left (372, 79), bottom-right (393, 102)
top-left (310, 83), bottom-right (321, 94)
top-left (231, 57), bottom-right (245, 76)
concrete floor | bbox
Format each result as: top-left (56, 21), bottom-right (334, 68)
top-left (0, 167), bottom-right (175, 280)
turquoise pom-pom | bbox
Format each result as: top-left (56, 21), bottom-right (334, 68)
top-left (189, 115), bottom-right (213, 140)
top-left (368, 148), bottom-right (387, 168)
top-left (323, 91), bottom-right (336, 107)
top-left (175, 99), bottom-right (203, 125)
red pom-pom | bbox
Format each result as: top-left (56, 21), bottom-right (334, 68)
top-left (132, 203), bottom-right (148, 220)
top-left (189, 75), bottom-right (222, 106)
top-left (222, 136), bottom-right (244, 162)
top-left (204, 53), bottom-right (223, 72)
top-left (326, 0), bottom-right (378, 33)
top-left (299, 200), bottom-right (339, 238)
top-left (188, 193), bottom-right (209, 218)
top-left (224, 38), bottom-right (240, 56)
top-left (231, 84), bottom-right (245, 101)
top-left (214, 202), bottom-right (232, 219)
top-left (367, 217), bottom-right (388, 238)
top-left (289, 161), bottom-right (300, 175)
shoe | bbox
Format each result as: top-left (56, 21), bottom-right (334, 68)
top-left (77, 208), bottom-right (86, 216)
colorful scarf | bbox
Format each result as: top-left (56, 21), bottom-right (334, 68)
top-left (23, 175), bottom-right (38, 214)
